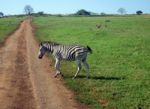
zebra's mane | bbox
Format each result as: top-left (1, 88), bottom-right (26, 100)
top-left (41, 41), bottom-right (60, 46)
top-left (41, 41), bottom-right (85, 47)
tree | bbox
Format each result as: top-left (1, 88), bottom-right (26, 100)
top-left (24, 5), bottom-right (34, 15)
top-left (37, 11), bottom-right (44, 16)
top-left (117, 8), bottom-right (126, 15)
top-left (76, 9), bottom-right (91, 15)
top-left (100, 12), bottom-right (106, 16)
top-left (0, 12), bottom-right (4, 17)
top-left (136, 10), bottom-right (143, 15)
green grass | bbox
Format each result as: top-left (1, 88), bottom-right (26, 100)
top-left (0, 17), bottom-right (23, 43)
top-left (33, 15), bottom-right (150, 109)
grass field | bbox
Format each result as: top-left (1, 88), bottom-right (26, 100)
top-left (0, 17), bottom-right (23, 43)
top-left (33, 15), bottom-right (150, 109)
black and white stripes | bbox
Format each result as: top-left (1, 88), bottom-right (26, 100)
top-left (38, 41), bottom-right (92, 79)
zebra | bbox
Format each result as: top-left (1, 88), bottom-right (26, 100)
top-left (38, 41), bottom-right (92, 79)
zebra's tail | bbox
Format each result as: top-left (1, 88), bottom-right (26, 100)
top-left (87, 46), bottom-right (92, 54)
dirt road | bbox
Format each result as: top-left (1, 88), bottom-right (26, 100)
top-left (0, 19), bottom-right (81, 109)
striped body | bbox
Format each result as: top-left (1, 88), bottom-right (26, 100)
top-left (38, 41), bottom-right (92, 79)
top-left (52, 45), bottom-right (89, 61)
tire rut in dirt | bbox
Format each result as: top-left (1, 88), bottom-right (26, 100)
top-left (10, 29), bottom-right (36, 109)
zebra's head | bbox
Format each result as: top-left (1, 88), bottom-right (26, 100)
top-left (38, 41), bottom-right (60, 59)
top-left (38, 42), bottom-right (47, 59)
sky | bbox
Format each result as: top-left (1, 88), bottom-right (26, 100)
top-left (0, 0), bottom-right (150, 15)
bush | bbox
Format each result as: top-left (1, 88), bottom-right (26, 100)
top-left (136, 10), bottom-right (143, 15)
top-left (76, 9), bottom-right (91, 16)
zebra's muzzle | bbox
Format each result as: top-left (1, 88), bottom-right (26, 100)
top-left (38, 55), bottom-right (43, 59)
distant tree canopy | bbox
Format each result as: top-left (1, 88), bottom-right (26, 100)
top-left (100, 12), bottom-right (106, 16)
top-left (136, 10), bottom-right (143, 15)
top-left (0, 12), bottom-right (4, 17)
top-left (117, 8), bottom-right (126, 15)
top-left (37, 11), bottom-right (44, 16)
top-left (24, 5), bottom-right (34, 15)
top-left (76, 9), bottom-right (91, 15)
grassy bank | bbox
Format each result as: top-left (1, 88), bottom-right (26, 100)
top-left (0, 17), bottom-right (23, 43)
top-left (33, 15), bottom-right (150, 109)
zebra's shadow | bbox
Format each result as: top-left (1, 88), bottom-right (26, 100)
top-left (67, 75), bottom-right (125, 80)
top-left (91, 76), bottom-right (125, 80)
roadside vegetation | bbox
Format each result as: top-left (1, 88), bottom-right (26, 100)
top-left (0, 17), bottom-right (23, 43)
top-left (33, 15), bottom-right (150, 109)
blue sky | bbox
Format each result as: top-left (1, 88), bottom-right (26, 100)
top-left (0, 0), bottom-right (150, 15)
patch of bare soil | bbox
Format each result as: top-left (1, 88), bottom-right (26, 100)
top-left (0, 19), bottom-right (82, 109)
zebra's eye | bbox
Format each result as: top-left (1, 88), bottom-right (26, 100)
top-left (40, 47), bottom-right (47, 52)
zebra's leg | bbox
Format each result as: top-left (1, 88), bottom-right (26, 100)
top-left (82, 60), bottom-right (90, 79)
top-left (73, 60), bottom-right (82, 79)
top-left (54, 58), bottom-right (61, 77)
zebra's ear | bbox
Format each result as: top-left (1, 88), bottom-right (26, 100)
top-left (40, 42), bottom-right (43, 46)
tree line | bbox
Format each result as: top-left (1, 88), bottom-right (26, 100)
top-left (0, 5), bottom-right (144, 18)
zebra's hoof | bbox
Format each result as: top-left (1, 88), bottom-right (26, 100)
top-left (54, 74), bottom-right (58, 78)
top-left (61, 74), bottom-right (64, 77)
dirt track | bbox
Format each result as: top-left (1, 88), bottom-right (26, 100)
top-left (0, 19), bottom-right (81, 109)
